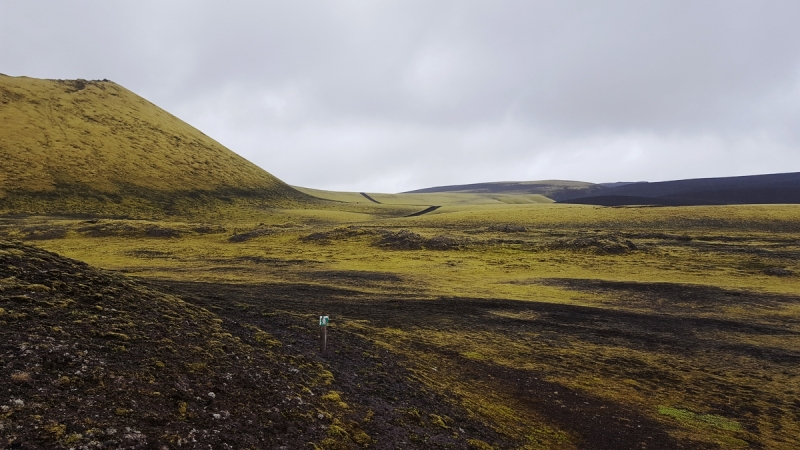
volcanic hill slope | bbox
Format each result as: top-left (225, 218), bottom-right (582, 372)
top-left (0, 75), bottom-right (312, 217)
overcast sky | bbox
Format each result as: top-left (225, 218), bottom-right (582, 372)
top-left (2, 1), bottom-right (800, 192)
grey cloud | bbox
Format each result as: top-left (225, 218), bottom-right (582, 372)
top-left (2, 1), bottom-right (799, 190)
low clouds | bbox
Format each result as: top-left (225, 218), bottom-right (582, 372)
top-left (2, 1), bottom-right (800, 191)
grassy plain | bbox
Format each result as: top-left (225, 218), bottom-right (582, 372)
top-left (3, 200), bottom-right (799, 449)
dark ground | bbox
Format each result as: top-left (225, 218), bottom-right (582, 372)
top-left (151, 277), bottom-right (798, 449)
top-left (0, 240), bottom-right (506, 449)
top-left (3, 239), bottom-right (798, 448)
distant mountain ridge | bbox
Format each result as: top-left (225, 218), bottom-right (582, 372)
top-left (405, 180), bottom-right (602, 201)
top-left (560, 172), bottom-right (800, 206)
top-left (407, 172), bottom-right (800, 205)
top-left (0, 75), bottom-right (311, 217)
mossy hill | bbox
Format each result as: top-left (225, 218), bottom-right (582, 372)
top-left (0, 75), bottom-right (312, 217)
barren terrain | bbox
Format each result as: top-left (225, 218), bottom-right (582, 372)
top-left (2, 203), bottom-right (798, 449)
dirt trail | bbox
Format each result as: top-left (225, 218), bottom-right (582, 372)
top-left (360, 192), bottom-right (381, 203)
top-left (150, 280), bottom-right (511, 449)
top-left (405, 205), bottom-right (441, 217)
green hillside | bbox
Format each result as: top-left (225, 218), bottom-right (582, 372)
top-left (0, 75), bottom-right (311, 217)
top-left (405, 179), bottom-right (603, 201)
top-left (294, 186), bottom-right (553, 206)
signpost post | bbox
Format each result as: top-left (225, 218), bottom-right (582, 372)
top-left (319, 315), bottom-right (329, 353)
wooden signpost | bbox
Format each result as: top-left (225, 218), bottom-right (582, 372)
top-left (319, 315), bottom-right (329, 353)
